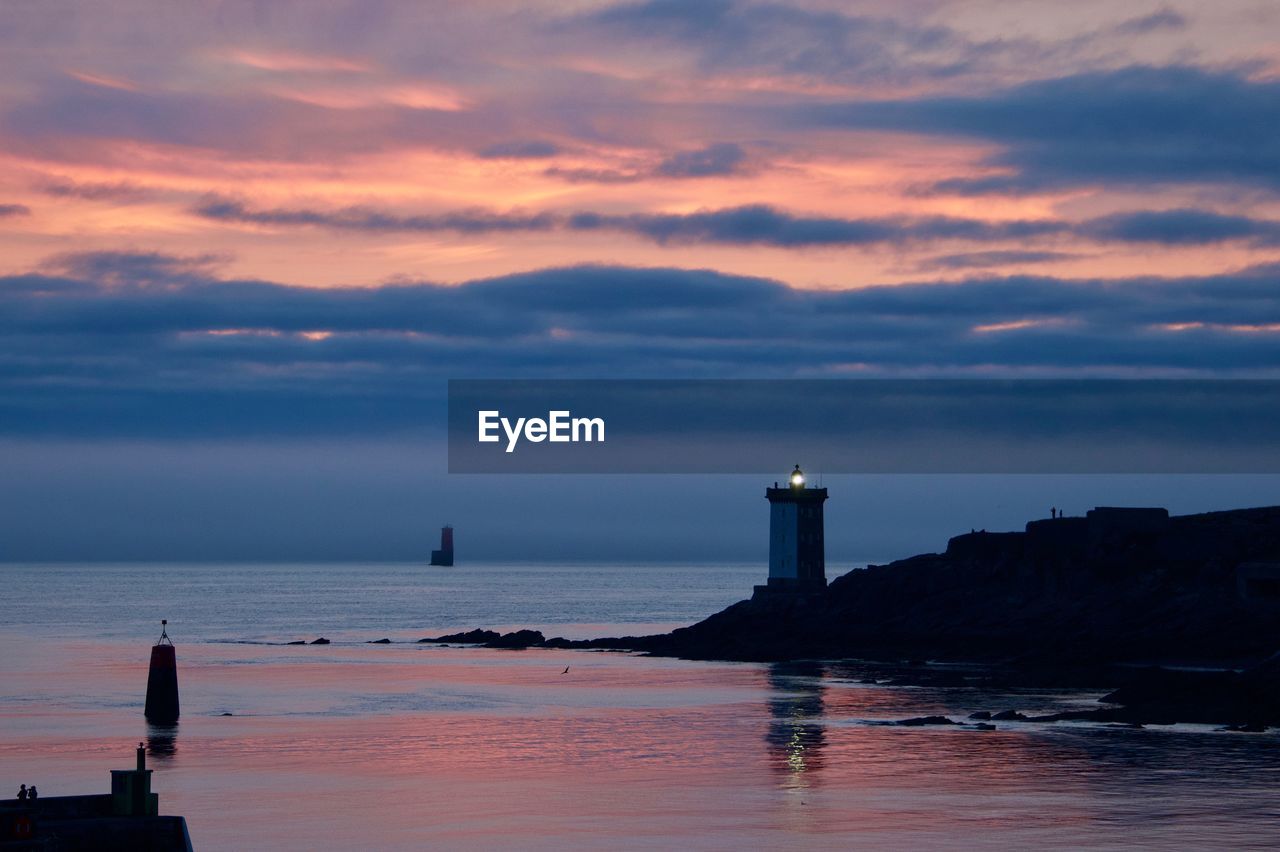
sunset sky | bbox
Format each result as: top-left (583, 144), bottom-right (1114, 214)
top-left (3, 1), bottom-right (1280, 560)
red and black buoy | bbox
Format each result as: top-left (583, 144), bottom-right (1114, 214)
top-left (144, 620), bottom-right (180, 724)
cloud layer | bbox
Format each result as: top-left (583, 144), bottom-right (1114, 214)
top-left (2, 2), bottom-right (1279, 290)
top-left (4, 2), bottom-right (1280, 562)
top-left (823, 65), bottom-right (1280, 193)
top-left (193, 197), bottom-right (1280, 249)
top-left (3, 1), bottom-right (1280, 443)
top-left (5, 252), bottom-right (1280, 438)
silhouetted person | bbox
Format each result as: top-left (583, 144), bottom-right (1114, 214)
top-left (1051, 507), bottom-right (1057, 519)
top-left (27, 786), bottom-right (37, 802)
top-left (16, 784), bottom-right (26, 801)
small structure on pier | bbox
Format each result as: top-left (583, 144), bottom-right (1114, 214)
top-left (111, 743), bottom-right (158, 817)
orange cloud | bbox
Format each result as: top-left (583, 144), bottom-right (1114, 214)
top-left (64, 69), bottom-right (142, 91)
top-left (263, 82), bottom-right (470, 112)
top-left (220, 48), bottom-right (373, 74)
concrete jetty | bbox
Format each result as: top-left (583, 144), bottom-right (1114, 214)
top-left (0, 745), bottom-right (193, 850)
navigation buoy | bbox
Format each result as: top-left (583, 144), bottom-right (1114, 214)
top-left (144, 620), bottom-right (180, 724)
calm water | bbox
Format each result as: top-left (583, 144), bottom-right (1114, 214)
top-left (1, 563), bottom-right (1278, 850)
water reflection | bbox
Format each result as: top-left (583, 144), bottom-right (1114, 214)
top-left (764, 662), bottom-right (826, 787)
top-left (145, 722), bottom-right (178, 760)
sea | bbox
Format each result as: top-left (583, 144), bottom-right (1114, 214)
top-left (1, 562), bottom-right (1278, 850)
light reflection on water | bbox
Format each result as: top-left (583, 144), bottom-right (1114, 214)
top-left (765, 662), bottom-right (827, 787)
top-left (1, 563), bottom-right (1278, 849)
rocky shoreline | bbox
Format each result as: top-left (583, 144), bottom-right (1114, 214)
top-left (418, 629), bottom-right (1280, 729)
top-left (420, 505), bottom-right (1280, 730)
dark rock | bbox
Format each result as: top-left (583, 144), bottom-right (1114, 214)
top-left (1222, 722), bottom-right (1268, 732)
top-left (422, 629), bottom-right (502, 645)
top-left (310, 637), bottom-right (330, 645)
top-left (286, 640), bottom-right (306, 645)
top-left (485, 629), bottom-right (546, 649)
top-left (219, 712), bottom-right (234, 716)
top-left (1025, 711), bottom-right (1088, 722)
top-left (895, 715), bottom-right (956, 726)
top-left (991, 710), bottom-right (1027, 721)
top-left (968, 711), bottom-right (991, 720)
top-left (1096, 666), bottom-right (1276, 725)
top-left (367, 638), bottom-right (392, 644)
top-left (971, 722), bottom-right (996, 731)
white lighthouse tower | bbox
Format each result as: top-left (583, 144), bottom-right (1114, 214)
top-left (756, 465), bottom-right (828, 596)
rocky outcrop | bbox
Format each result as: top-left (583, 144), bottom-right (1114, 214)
top-left (421, 629), bottom-right (501, 644)
top-left (421, 628), bottom-right (547, 649)
top-left (425, 505), bottom-right (1280, 724)
top-left (891, 715), bottom-right (956, 726)
top-left (486, 629), bottom-right (546, 649)
top-left (621, 505), bottom-right (1280, 666)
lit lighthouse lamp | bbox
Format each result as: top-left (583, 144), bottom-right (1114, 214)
top-left (755, 465), bottom-right (828, 598)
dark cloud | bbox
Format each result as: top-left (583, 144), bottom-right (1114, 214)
top-left (541, 166), bottom-right (643, 184)
top-left (1113, 8), bottom-right (1187, 36)
top-left (1082, 209), bottom-right (1280, 245)
top-left (198, 196), bottom-right (1073, 245)
top-left (193, 197), bottom-right (560, 234)
top-left (579, 0), bottom-right (1040, 87)
top-left (818, 65), bottom-right (1280, 192)
top-left (596, 207), bottom-right (1066, 246)
top-left (0, 203), bottom-right (31, 217)
top-left (42, 250), bottom-right (230, 287)
top-left (193, 195), bottom-right (1280, 249)
top-left (542, 143), bottom-right (749, 184)
top-left (655, 142), bottom-right (747, 177)
top-left (919, 250), bottom-right (1079, 271)
top-left (38, 178), bottom-right (152, 201)
top-left (477, 140), bottom-right (560, 159)
top-left (4, 253), bottom-right (1280, 438)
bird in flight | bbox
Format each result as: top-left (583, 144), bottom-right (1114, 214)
top-left (562, 666), bottom-right (570, 674)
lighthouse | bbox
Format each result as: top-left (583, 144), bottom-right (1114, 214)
top-left (758, 465), bottom-right (828, 595)
top-left (430, 525), bottom-right (454, 566)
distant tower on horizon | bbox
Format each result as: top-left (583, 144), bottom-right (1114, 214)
top-left (757, 465), bottom-right (828, 596)
top-left (430, 525), bottom-right (454, 566)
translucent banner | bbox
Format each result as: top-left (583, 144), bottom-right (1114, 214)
top-left (448, 379), bottom-right (1280, 473)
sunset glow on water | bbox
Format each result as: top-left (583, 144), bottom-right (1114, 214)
top-left (2, 563), bottom-right (1277, 850)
